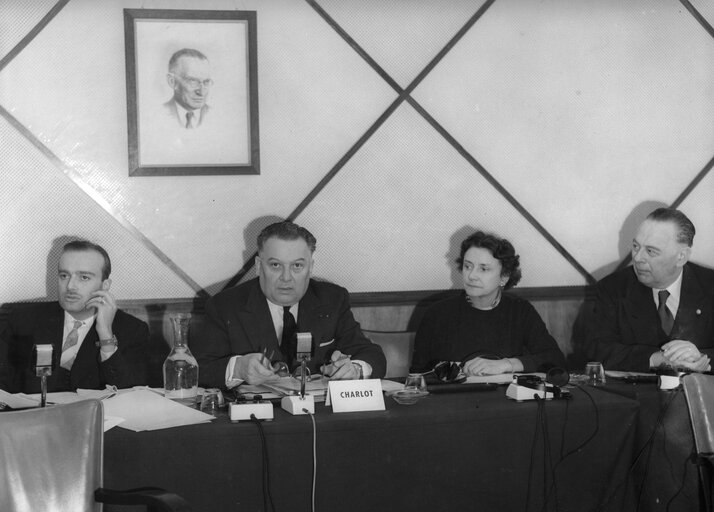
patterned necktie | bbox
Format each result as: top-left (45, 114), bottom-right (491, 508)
top-left (185, 111), bottom-right (195, 129)
top-left (62, 320), bottom-right (83, 352)
top-left (657, 290), bottom-right (674, 336)
top-left (282, 306), bottom-right (297, 367)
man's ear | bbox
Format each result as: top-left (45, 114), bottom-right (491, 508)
top-left (676, 246), bottom-right (692, 267)
top-left (102, 278), bottom-right (112, 291)
top-left (255, 256), bottom-right (261, 275)
top-left (307, 255), bottom-right (315, 277)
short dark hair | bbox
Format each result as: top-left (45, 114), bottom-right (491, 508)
top-left (646, 208), bottom-right (695, 247)
top-left (61, 240), bottom-right (111, 280)
top-left (168, 48), bottom-right (208, 72)
top-left (456, 231), bottom-right (522, 289)
top-left (257, 221), bottom-right (317, 253)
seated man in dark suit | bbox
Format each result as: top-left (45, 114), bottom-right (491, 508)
top-left (586, 208), bottom-right (714, 372)
top-left (1, 240), bottom-right (149, 393)
top-left (194, 221), bottom-right (386, 388)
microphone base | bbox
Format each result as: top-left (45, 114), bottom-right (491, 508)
top-left (229, 401), bottom-right (274, 422)
top-left (506, 382), bottom-right (568, 401)
top-left (281, 394), bottom-right (315, 415)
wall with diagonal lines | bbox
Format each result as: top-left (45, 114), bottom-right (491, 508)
top-left (1, 0), bottom-right (713, 304)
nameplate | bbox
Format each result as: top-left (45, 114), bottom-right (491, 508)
top-left (326, 379), bottom-right (385, 413)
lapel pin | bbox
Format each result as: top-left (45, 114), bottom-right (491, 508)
top-left (696, 309), bottom-right (702, 316)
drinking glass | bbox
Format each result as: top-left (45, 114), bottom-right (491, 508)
top-left (585, 362), bottom-right (606, 386)
top-left (404, 373), bottom-right (427, 393)
top-left (200, 389), bottom-right (222, 417)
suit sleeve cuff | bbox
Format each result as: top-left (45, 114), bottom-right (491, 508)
top-left (99, 346), bottom-right (118, 362)
top-left (352, 360), bottom-right (372, 379)
top-left (225, 355), bottom-right (244, 389)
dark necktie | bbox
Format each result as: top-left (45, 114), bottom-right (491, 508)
top-left (185, 111), bottom-right (195, 129)
top-left (658, 290), bottom-right (674, 336)
top-left (282, 306), bottom-right (297, 367)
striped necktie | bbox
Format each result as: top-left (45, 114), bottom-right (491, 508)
top-left (62, 320), bottom-right (83, 352)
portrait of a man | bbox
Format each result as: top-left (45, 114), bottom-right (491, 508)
top-left (164, 48), bottom-right (213, 130)
top-left (124, 10), bottom-right (259, 175)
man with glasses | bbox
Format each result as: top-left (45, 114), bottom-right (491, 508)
top-left (164, 48), bottom-right (213, 129)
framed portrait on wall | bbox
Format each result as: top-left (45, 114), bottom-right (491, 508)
top-left (123, 9), bottom-right (259, 176)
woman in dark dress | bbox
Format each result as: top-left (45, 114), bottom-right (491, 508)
top-left (411, 231), bottom-right (565, 376)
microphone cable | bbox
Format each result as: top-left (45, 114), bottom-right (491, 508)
top-left (525, 396), bottom-right (546, 512)
top-left (250, 414), bottom-right (276, 512)
top-left (538, 385), bottom-right (600, 512)
top-left (539, 396), bottom-right (557, 512)
top-left (633, 389), bottom-right (680, 512)
top-left (594, 386), bottom-right (678, 512)
top-left (303, 408), bottom-right (317, 512)
top-left (663, 447), bottom-right (695, 511)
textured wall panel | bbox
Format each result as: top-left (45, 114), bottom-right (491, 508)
top-left (317, 0), bottom-right (489, 87)
top-left (0, 116), bottom-right (197, 301)
top-left (298, 103), bottom-right (587, 292)
top-left (1, 0), bottom-right (712, 303)
top-left (688, 0), bottom-right (714, 26)
top-left (0, 0), bottom-right (57, 61)
top-left (414, 0), bottom-right (714, 279)
top-left (680, 171), bottom-right (714, 267)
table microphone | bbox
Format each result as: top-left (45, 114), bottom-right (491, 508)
top-left (33, 344), bottom-right (54, 407)
top-left (282, 333), bottom-right (315, 415)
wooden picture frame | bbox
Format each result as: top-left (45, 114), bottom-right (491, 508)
top-left (124, 9), bottom-right (259, 176)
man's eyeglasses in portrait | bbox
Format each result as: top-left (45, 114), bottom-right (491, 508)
top-left (171, 74), bottom-right (214, 89)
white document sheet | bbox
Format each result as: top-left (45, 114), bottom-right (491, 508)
top-left (102, 389), bottom-right (215, 432)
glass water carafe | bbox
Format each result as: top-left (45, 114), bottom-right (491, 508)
top-left (163, 313), bottom-right (199, 407)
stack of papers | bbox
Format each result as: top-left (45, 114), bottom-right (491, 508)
top-left (102, 389), bottom-right (215, 432)
top-left (239, 376), bottom-right (329, 401)
top-left (0, 387), bottom-right (215, 432)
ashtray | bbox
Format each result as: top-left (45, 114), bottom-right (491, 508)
top-left (391, 389), bottom-right (429, 405)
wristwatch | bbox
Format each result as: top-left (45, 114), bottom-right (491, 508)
top-left (96, 335), bottom-right (118, 349)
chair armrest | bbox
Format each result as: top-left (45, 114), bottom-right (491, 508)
top-left (95, 487), bottom-right (192, 512)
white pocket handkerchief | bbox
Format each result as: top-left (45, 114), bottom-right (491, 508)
top-left (319, 339), bottom-right (335, 347)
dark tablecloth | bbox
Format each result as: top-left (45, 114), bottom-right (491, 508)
top-left (595, 381), bottom-right (700, 512)
top-left (104, 384), bottom-right (639, 512)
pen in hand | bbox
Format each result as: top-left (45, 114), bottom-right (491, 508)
top-left (260, 347), bottom-right (277, 369)
top-left (323, 351), bottom-right (352, 377)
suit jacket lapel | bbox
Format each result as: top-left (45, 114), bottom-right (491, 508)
top-left (673, 264), bottom-right (707, 340)
top-left (72, 322), bottom-right (99, 380)
top-left (297, 282), bottom-right (335, 355)
top-left (237, 281), bottom-right (280, 354)
top-left (623, 272), bottom-right (663, 342)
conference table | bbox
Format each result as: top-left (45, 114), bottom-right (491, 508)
top-left (104, 382), bottom-right (639, 512)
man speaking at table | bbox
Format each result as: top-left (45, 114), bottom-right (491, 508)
top-left (194, 221), bottom-right (386, 388)
top-left (586, 208), bottom-right (714, 372)
top-left (0, 240), bottom-right (149, 393)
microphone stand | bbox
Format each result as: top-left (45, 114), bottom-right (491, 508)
top-left (40, 374), bottom-right (49, 407)
top-left (281, 334), bottom-right (315, 415)
top-left (299, 357), bottom-right (308, 400)
top-left (33, 344), bottom-right (54, 408)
